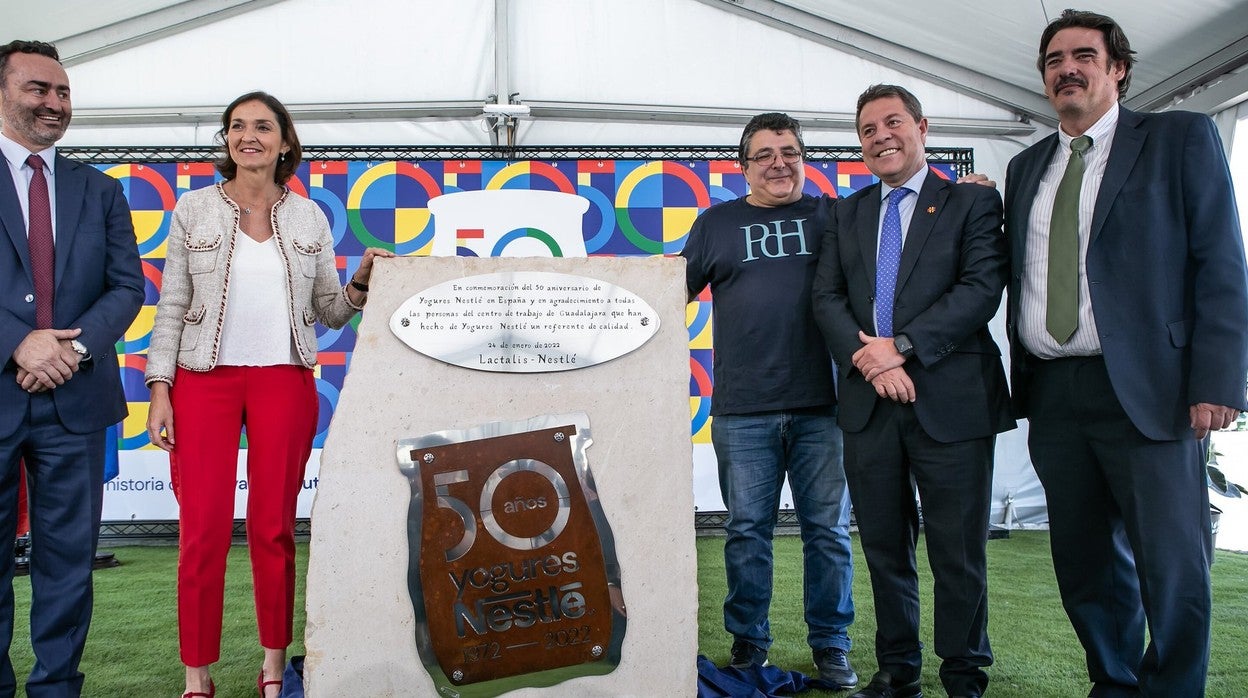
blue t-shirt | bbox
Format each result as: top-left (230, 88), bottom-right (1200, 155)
top-left (682, 194), bottom-right (837, 416)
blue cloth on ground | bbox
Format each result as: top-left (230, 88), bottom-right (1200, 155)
top-left (697, 654), bottom-right (837, 697)
top-left (283, 653), bottom-right (833, 696)
top-left (280, 655), bottom-right (304, 698)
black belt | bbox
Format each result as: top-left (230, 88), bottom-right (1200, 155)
top-left (1027, 353), bottom-right (1103, 369)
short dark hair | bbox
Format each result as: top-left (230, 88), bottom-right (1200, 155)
top-left (738, 112), bottom-right (805, 168)
top-left (215, 91), bottom-right (303, 185)
top-left (0, 40), bottom-right (60, 86)
top-left (1037, 9), bottom-right (1136, 99)
top-left (855, 84), bottom-right (924, 130)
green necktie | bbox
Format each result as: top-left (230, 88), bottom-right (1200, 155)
top-left (1047, 135), bottom-right (1092, 344)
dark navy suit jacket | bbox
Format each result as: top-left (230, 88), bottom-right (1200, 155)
top-left (0, 154), bottom-right (143, 437)
top-left (1005, 107), bottom-right (1248, 441)
top-left (813, 169), bottom-right (1014, 443)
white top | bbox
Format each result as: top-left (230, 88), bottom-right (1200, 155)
top-left (216, 231), bottom-right (298, 366)
top-left (0, 131), bottom-right (58, 240)
top-left (1019, 102), bottom-right (1119, 358)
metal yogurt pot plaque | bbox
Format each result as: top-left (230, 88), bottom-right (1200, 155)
top-left (390, 271), bottom-right (660, 372)
top-left (397, 413), bottom-right (626, 697)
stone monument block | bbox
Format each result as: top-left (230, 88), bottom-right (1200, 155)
top-left (304, 256), bottom-right (696, 697)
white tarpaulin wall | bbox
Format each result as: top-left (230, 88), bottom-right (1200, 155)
top-left (15, 0), bottom-right (1245, 527)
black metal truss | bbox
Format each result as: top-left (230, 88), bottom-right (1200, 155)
top-left (99, 520), bottom-right (178, 540)
top-left (60, 145), bottom-right (974, 174)
top-left (696, 510), bottom-right (816, 533)
top-left (694, 508), bottom-right (866, 535)
top-left (103, 512), bottom-right (826, 542)
top-left (100, 519), bottom-right (311, 543)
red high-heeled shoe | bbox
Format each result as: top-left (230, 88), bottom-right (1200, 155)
top-left (181, 678), bottom-right (214, 698)
top-left (257, 669), bottom-right (282, 697)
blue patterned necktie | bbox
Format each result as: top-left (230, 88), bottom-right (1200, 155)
top-left (875, 186), bottom-right (910, 338)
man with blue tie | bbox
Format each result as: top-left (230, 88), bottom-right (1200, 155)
top-left (1004, 10), bottom-right (1248, 697)
top-left (0, 40), bottom-right (143, 697)
top-left (812, 84), bottom-right (1013, 698)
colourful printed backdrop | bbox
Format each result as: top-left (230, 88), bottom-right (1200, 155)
top-left (103, 157), bottom-right (959, 453)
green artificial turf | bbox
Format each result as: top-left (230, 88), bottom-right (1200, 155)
top-left (10, 544), bottom-right (306, 698)
top-left (698, 531), bottom-right (1248, 697)
top-left (5, 531), bottom-right (1246, 696)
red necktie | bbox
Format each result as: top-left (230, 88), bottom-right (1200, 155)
top-left (26, 154), bottom-right (54, 329)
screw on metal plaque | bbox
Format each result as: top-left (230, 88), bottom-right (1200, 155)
top-left (396, 412), bottom-right (627, 697)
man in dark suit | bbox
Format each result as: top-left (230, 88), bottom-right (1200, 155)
top-left (812, 84), bottom-right (1013, 698)
top-left (1005, 10), bottom-right (1248, 697)
top-left (0, 41), bottom-right (143, 697)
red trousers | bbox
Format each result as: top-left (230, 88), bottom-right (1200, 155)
top-left (169, 364), bottom-right (317, 666)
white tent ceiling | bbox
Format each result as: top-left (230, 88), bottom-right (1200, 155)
top-left (7, 0), bottom-right (1247, 153)
top-left (743, 0), bottom-right (1248, 118)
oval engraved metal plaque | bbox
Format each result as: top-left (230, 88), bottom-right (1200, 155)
top-left (389, 271), bottom-right (660, 372)
top-left (397, 413), bottom-right (626, 697)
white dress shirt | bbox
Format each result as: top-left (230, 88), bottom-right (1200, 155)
top-left (0, 131), bottom-right (58, 240)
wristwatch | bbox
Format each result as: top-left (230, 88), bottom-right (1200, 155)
top-left (893, 333), bottom-right (914, 359)
top-left (70, 339), bottom-right (91, 361)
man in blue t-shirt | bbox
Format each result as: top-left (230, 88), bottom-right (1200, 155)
top-left (682, 112), bottom-right (857, 689)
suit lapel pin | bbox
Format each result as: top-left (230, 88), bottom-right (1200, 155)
top-left (926, 206), bottom-right (935, 214)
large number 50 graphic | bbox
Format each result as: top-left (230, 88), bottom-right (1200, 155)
top-left (433, 458), bottom-right (573, 561)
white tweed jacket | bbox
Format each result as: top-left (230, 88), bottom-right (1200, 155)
top-left (144, 182), bottom-right (362, 386)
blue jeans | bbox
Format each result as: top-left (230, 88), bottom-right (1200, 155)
top-left (712, 406), bottom-right (854, 651)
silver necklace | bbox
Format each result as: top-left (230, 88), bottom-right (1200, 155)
top-left (226, 184), bottom-right (275, 216)
top-left (236, 199), bottom-right (271, 215)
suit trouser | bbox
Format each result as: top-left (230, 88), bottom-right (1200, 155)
top-left (0, 392), bottom-right (104, 698)
top-left (170, 365), bottom-right (316, 667)
top-left (1026, 355), bottom-right (1210, 698)
top-left (843, 399), bottom-right (994, 698)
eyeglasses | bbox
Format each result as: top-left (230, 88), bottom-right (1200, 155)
top-left (745, 148), bottom-right (803, 166)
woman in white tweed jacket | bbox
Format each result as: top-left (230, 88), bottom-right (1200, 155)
top-left (143, 181), bottom-right (364, 380)
top-left (144, 91), bottom-right (393, 698)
